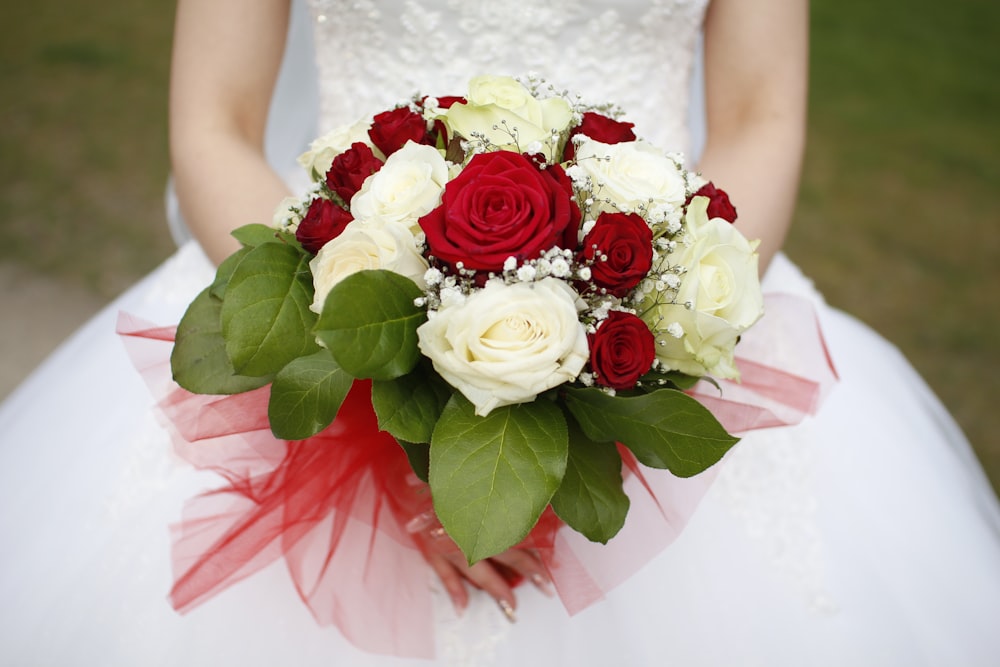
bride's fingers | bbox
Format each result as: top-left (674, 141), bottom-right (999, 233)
top-left (425, 551), bottom-right (517, 620)
top-left (488, 549), bottom-right (555, 597)
top-left (424, 546), bottom-right (555, 620)
top-left (462, 558), bottom-right (518, 621)
top-left (424, 551), bottom-right (469, 615)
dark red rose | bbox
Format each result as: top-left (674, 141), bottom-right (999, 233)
top-left (420, 95), bottom-right (465, 110)
top-left (368, 107), bottom-right (430, 156)
top-left (419, 151), bottom-right (581, 274)
top-left (692, 181), bottom-right (738, 223)
top-left (588, 311), bottom-right (656, 390)
top-left (295, 197), bottom-right (354, 254)
top-left (325, 142), bottom-right (383, 202)
top-left (564, 111), bottom-right (636, 160)
top-left (580, 212), bottom-right (653, 297)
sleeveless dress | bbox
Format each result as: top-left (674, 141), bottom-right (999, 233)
top-left (2, 1), bottom-right (1000, 665)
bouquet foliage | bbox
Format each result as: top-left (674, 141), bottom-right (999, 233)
top-left (171, 74), bottom-right (764, 562)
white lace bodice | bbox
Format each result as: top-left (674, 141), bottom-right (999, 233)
top-left (306, 0), bottom-right (708, 155)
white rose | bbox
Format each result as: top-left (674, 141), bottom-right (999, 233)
top-left (417, 278), bottom-right (588, 416)
top-left (445, 75), bottom-right (574, 160)
top-left (574, 139), bottom-right (687, 217)
top-left (297, 119), bottom-right (373, 179)
top-left (644, 197), bottom-right (763, 379)
top-left (653, 304), bottom-right (744, 379)
top-left (350, 141), bottom-right (448, 233)
top-left (270, 195), bottom-right (305, 231)
top-left (309, 221), bottom-right (429, 314)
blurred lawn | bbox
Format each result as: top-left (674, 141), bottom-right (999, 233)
top-left (1, 1), bottom-right (997, 490)
top-left (792, 0), bottom-right (1000, 489)
top-left (0, 1), bottom-right (176, 295)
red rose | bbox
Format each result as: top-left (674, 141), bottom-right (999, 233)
top-left (588, 311), bottom-right (656, 390)
top-left (580, 212), bottom-right (653, 297)
top-left (325, 142), bottom-right (383, 202)
top-left (368, 107), bottom-right (430, 157)
top-left (420, 151), bottom-right (581, 274)
top-left (295, 197), bottom-right (354, 254)
top-left (420, 95), bottom-right (465, 110)
top-left (564, 111), bottom-right (636, 160)
top-left (693, 182), bottom-right (738, 223)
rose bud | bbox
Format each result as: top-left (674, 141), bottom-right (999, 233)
top-left (588, 311), bottom-right (656, 390)
top-left (565, 111), bottom-right (636, 160)
top-left (368, 106), bottom-right (430, 157)
top-left (325, 142), bottom-right (384, 202)
top-left (295, 197), bottom-right (354, 254)
top-left (580, 212), bottom-right (653, 297)
top-left (692, 181), bottom-right (738, 223)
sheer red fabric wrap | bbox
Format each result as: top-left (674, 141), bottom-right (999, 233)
top-left (117, 292), bottom-right (836, 658)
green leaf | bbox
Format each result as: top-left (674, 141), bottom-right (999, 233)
top-left (550, 417), bottom-right (629, 543)
top-left (314, 270), bottom-right (426, 381)
top-left (210, 246), bottom-right (251, 300)
top-left (170, 287), bottom-right (271, 395)
top-left (430, 395), bottom-right (568, 563)
top-left (220, 242), bottom-right (320, 377)
top-left (371, 367), bottom-right (452, 444)
top-left (396, 438), bottom-right (430, 483)
top-left (639, 367), bottom-right (702, 391)
top-left (564, 387), bottom-right (738, 478)
top-left (268, 349), bottom-right (353, 440)
top-left (231, 223), bottom-right (282, 248)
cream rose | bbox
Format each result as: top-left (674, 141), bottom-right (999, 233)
top-left (445, 75), bottom-right (574, 160)
top-left (270, 195), bottom-right (305, 232)
top-left (644, 197), bottom-right (763, 379)
top-left (417, 278), bottom-right (588, 416)
top-left (309, 221), bottom-right (429, 314)
top-left (297, 119), bottom-right (374, 179)
top-left (349, 141), bottom-right (448, 232)
top-left (573, 139), bottom-right (688, 216)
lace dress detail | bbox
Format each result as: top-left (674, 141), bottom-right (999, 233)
top-left (306, 0), bottom-right (708, 155)
top-left (716, 423), bottom-right (839, 615)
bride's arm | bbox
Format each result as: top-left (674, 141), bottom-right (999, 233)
top-left (169, 0), bottom-right (294, 265)
top-left (697, 0), bottom-right (809, 274)
top-left (170, 0), bottom-right (550, 616)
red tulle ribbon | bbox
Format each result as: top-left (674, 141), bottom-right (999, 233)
top-left (116, 291), bottom-right (836, 658)
top-left (691, 293), bottom-right (839, 434)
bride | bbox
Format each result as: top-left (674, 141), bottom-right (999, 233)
top-left (2, 0), bottom-right (999, 664)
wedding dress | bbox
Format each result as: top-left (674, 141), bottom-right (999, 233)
top-left (3, 1), bottom-right (1000, 665)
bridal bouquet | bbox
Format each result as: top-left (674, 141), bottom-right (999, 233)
top-left (170, 74), bottom-right (764, 563)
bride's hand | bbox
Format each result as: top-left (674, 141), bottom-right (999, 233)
top-left (422, 546), bottom-right (555, 622)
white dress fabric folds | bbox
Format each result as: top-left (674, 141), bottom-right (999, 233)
top-left (2, 1), bottom-right (999, 665)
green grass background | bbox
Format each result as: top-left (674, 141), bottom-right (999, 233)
top-left (1, 1), bottom-right (997, 490)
